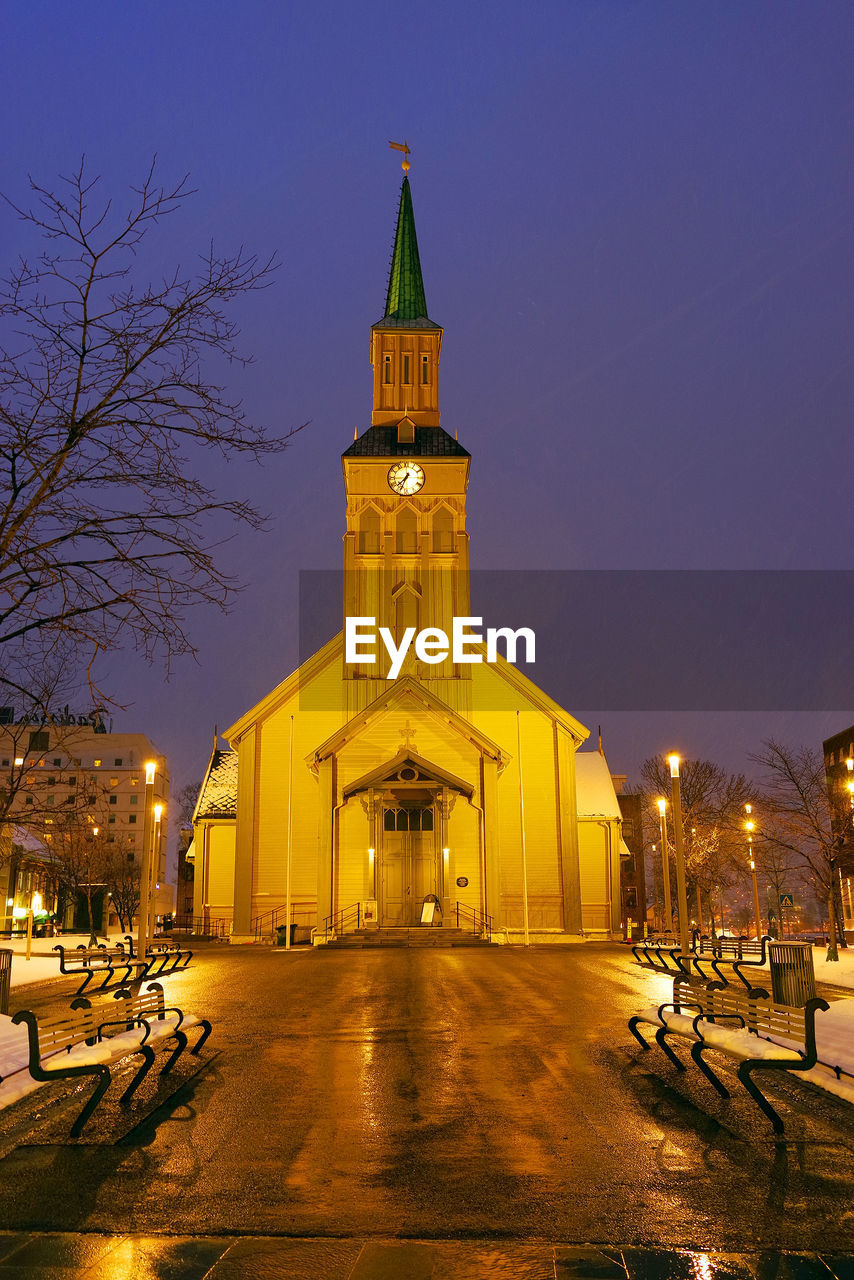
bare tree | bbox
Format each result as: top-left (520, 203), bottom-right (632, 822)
top-left (639, 757), bottom-right (755, 936)
top-left (751, 739), bottom-right (848, 957)
top-left (102, 843), bottom-right (141, 934)
top-left (49, 814), bottom-right (111, 945)
top-left (0, 159), bottom-right (302, 714)
top-left (173, 780), bottom-right (202, 829)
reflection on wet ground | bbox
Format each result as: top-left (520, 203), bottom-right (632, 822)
top-left (0, 943), bottom-right (853, 1268)
top-left (0, 1234), bottom-right (850, 1279)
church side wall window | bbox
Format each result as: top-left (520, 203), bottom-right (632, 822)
top-left (432, 506), bottom-right (454, 554)
top-left (358, 508), bottom-right (381, 554)
top-left (402, 353), bottom-right (411, 385)
top-left (421, 353), bottom-right (429, 384)
top-left (395, 508), bottom-right (417, 554)
top-left (383, 352), bottom-right (393, 384)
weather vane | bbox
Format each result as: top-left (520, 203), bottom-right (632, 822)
top-left (389, 139), bottom-right (411, 173)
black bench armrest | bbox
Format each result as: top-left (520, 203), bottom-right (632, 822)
top-left (96, 1014), bottom-right (149, 1043)
top-left (156, 1006), bottom-right (186, 1030)
top-left (692, 1011), bottom-right (746, 1036)
top-left (657, 999), bottom-right (703, 1020)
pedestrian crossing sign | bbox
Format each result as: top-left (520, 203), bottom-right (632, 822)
top-left (779, 893), bottom-right (794, 908)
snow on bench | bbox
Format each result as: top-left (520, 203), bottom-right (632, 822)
top-left (0, 982), bottom-right (211, 1137)
top-left (629, 975), bottom-right (854, 1133)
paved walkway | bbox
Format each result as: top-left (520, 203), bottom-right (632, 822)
top-left (0, 1232), bottom-right (849, 1279)
top-left (1, 944), bottom-right (854, 1269)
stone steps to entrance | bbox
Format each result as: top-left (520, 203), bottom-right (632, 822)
top-left (326, 927), bottom-right (492, 949)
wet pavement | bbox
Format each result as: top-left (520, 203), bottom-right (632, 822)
top-left (1, 943), bottom-right (854, 1271)
top-left (0, 1234), bottom-right (851, 1279)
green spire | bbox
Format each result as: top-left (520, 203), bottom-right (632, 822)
top-left (384, 177), bottom-right (429, 321)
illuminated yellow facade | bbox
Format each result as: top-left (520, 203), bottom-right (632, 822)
top-left (193, 177), bottom-right (625, 943)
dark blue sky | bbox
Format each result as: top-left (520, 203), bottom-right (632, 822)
top-left (4, 2), bottom-right (853, 797)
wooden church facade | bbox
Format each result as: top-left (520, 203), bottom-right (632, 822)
top-left (192, 173), bottom-right (627, 944)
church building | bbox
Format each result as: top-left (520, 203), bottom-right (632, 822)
top-left (192, 170), bottom-right (629, 944)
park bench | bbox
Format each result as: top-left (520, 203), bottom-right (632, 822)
top-left (54, 944), bottom-right (150, 995)
top-left (631, 937), bottom-right (689, 976)
top-left (0, 982), bottom-right (211, 1137)
top-left (121, 937), bottom-right (193, 976)
top-left (689, 934), bottom-right (772, 996)
top-left (143, 945), bottom-right (193, 977)
top-left (628, 975), bottom-right (833, 1134)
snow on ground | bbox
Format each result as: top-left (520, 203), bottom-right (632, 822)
top-left (811, 943), bottom-right (854, 991)
top-left (1, 933), bottom-right (113, 989)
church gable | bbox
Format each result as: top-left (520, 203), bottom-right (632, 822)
top-left (343, 749), bottom-right (474, 799)
top-left (330, 700), bottom-right (490, 803)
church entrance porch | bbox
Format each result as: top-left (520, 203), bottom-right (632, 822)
top-left (379, 803), bottom-right (438, 926)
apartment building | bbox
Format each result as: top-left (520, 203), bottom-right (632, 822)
top-left (1, 720), bottom-right (170, 932)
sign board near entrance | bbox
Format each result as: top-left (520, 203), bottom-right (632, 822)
top-left (420, 900), bottom-right (436, 924)
top-left (456, 876), bottom-right (468, 888)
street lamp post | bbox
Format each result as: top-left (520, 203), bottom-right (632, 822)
top-left (745, 805), bottom-right (762, 942)
top-left (137, 761), bottom-right (157, 961)
top-left (656, 798), bottom-right (672, 934)
top-left (667, 754), bottom-right (691, 962)
top-left (87, 826), bottom-right (100, 948)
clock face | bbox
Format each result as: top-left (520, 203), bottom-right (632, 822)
top-left (387, 461), bottom-right (425, 496)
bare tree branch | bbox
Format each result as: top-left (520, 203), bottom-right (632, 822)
top-left (0, 158), bottom-right (305, 713)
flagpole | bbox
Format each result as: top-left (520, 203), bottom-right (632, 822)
top-left (516, 710), bottom-right (530, 947)
top-left (285, 715), bottom-right (294, 950)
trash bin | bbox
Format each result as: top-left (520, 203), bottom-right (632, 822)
top-left (768, 941), bottom-right (816, 1007)
top-left (0, 948), bottom-right (11, 1016)
top-left (276, 923), bottom-right (297, 946)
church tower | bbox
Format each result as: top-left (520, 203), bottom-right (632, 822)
top-left (342, 173), bottom-right (472, 715)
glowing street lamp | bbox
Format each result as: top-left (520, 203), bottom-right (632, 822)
top-left (137, 761), bottom-right (158, 959)
top-left (656, 798), bottom-right (673, 934)
top-left (745, 804), bottom-right (762, 942)
top-left (667, 754), bottom-right (691, 962)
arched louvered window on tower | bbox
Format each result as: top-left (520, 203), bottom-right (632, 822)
top-left (394, 585), bottom-right (419, 647)
top-left (432, 506), bottom-right (454, 554)
top-left (395, 507), bottom-right (418, 555)
top-left (358, 508), bottom-right (381, 554)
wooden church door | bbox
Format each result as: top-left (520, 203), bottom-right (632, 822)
top-left (380, 805), bottom-right (437, 925)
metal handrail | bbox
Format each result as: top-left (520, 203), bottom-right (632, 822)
top-left (453, 900), bottom-right (494, 939)
top-left (322, 901), bottom-right (362, 941)
top-left (251, 905), bottom-right (315, 941)
top-left (172, 914), bottom-right (231, 939)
